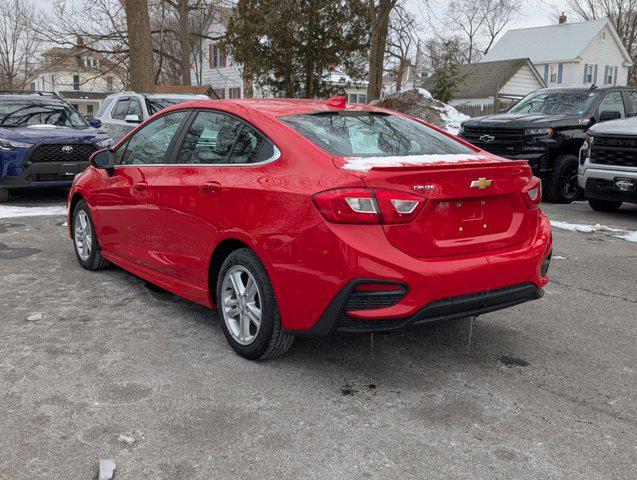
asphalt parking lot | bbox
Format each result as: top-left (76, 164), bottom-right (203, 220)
top-left (0, 190), bottom-right (635, 479)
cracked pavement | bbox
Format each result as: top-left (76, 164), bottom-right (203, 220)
top-left (0, 190), bottom-right (635, 479)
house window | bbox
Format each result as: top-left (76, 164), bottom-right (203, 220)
top-left (584, 64), bottom-right (594, 83)
top-left (209, 44), bottom-right (225, 68)
top-left (347, 93), bottom-right (367, 104)
top-left (228, 87), bottom-right (241, 99)
top-left (87, 104), bottom-right (94, 117)
top-left (601, 30), bottom-right (607, 41)
top-left (605, 66), bottom-right (616, 85)
top-left (29, 82), bottom-right (36, 91)
top-left (549, 65), bottom-right (558, 83)
top-left (73, 75), bottom-right (80, 90)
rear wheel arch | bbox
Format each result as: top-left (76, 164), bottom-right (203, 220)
top-left (208, 238), bottom-right (252, 304)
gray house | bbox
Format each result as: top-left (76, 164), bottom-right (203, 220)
top-left (424, 58), bottom-right (545, 108)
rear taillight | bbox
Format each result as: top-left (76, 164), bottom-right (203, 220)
top-left (522, 177), bottom-right (542, 209)
top-left (313, 188), bottom-right (425, 224)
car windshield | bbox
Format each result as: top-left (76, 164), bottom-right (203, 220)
top-left (0, 101), bottom-right (87, 127)
top-left (508, 90), bottom-right (599, 116)
top-left (280, 112), bottom-right (473, 157)
top-left (146, 97), bottom-right (195, 116)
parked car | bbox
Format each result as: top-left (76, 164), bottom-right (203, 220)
top-left (96, 92), bottom-right (209, 142)
top-left (68, 97), bottom-right (552, 360)
top-left (458, 85), bottom-right (637, 203)
top-left (579, 116), bottom-right (637, 211)
top-left (0, 92), bottom-right (112, 203)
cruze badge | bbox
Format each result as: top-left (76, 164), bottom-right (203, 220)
top-left (470, 178), bottom-right (493, 189)
top-left (479, 134), bottom-right (495, 143)
top-left (413, 185), bottom-right (435, 191)
top-left (62, 145), bottom-right (74, 153)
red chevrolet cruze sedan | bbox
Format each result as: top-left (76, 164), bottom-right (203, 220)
top-left (68, 97), bottom-right (552, 359)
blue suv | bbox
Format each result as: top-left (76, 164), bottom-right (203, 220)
top-left (0, 92), bottom-right (112, 202)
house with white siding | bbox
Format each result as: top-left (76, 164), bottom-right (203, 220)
top-left (423, 58), bottom-right (545, 108)
top-left (482, 18), bottom-right (633, 88)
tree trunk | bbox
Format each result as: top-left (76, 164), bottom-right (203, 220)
top-left (242, 66), bottom-right (254, 98)
top-left (367, 0), bottom-right (394, 102)
top-left (178, 0), bottom-right (191, 86)
top-left (125, 0), bottom-right (155, 92)
top-left (395, 58), bottom-right (407, 92)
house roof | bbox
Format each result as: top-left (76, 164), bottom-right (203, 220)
top-left (154, 85), bottom-right (214, 97)
top-left (482, 20), bottom-right (632, 64)
top-left (59, 91), bottom-right (108, 100)
top-left (422, 59), bottom-right (544, 99)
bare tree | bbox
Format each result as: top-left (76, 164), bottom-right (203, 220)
top-left (0, 0), bottom-right (41, 90)
top-left (125, 0), bottom-right (156, 91)
top-left (367, 0), bottom-right (400, 101)
top-left (385, 2), bottom-right (418, 92)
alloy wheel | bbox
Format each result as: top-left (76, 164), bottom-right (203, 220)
top-left (560, 165), bottom-right (580, 200)
top-left (221, 266), bottom-right (262, 345)
top-left (74, 209), bottom-right (92, 261)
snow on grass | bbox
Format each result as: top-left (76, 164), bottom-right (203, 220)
top-left (0, 205), bottom-right (67, 219)
top-left (342, 153), bottom-right (488, 172)
top-left (550, 220), bottom-right (637, 243)
top-left (416, 88), bottom-right (469, 135)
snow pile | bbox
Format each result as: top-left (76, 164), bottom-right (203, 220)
top-left (550, 220), bottom-right (637, 243)
top-left (342, 153), bottom-right (487, 172)
top-left (0, 205), bottom-right (67, 219)
top-left (371, 88), bottom-right (470, 135)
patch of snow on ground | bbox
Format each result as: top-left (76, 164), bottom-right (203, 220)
top-left (0, 205), bottom-right (67, 219)
top-left (550, 220), bottom-right (637, 243)
top-left (440, 104), bottom-right (470, 135)
top-left (342, 154), bottom-right (487, 172)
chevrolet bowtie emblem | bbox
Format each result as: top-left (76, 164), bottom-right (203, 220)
top-left (470, 178), bottom-right (493, 189)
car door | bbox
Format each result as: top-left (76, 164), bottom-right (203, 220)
top-left (146, 109), bottom-right (276, 284)
top-left (91, 110), bottom-right (189, 266)
top-left (105, 97), bottom-right (145, 142)
top-left (596, 91), bottom-right (626, 121)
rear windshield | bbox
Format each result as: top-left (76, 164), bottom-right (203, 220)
top-left (146, 97), bottom-right (195, 116)
top-left (509, 90), bottom-right (599, 116)
top-left (0, 101), bottom-right (87, 127)
top-left (280, 112), bottom-right (473, 157)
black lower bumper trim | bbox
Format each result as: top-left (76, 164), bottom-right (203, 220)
top-left (286, 281), bottom-right (543, 336)
top-left (585, 178), bottom-right (637, 204)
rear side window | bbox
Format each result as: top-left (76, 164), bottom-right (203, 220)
top-left (176, 111), bottom-right (270, 165)
top-left (280, 112), bottom-right (472, 157)
top-left (628, 91), bottom-right (637, 112)
top-left (96, 98), bottom-right (114, 117)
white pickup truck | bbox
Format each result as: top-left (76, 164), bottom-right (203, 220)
top-left (579, 116), bottom-right (637, 212)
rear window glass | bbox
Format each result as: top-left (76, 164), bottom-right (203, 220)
top-left (280, 112), bottom-right (472, 157)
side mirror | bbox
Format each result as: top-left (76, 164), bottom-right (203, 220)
top-left (124, 114), bottom-right (141, 124)
top-left (599, 110), bottom-right (621, 122)
top-left (88, 118), bottom-right (102, 128)
top-left (90, 149), bottom-right (115, 169)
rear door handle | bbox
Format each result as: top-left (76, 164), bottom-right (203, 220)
top-left (200, 181), bottom-right (221, 194)
top-left (134, 182), bottom-right (148, 191)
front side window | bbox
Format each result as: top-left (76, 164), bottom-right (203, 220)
top-left (509, 90), bottom-right (599, 116)
top-left (0, 101), bottom-right (87, 127)
top-left (598, 92), bottom-right (625, 118)
top-left (111, 99), bottom-right (130, 120)
top-left (127, 99), bottom-right (143, 119)
top-left (280, 112), bottom-right (473, 157)
top-left (176, 111), bottom-right (270, 165)
top-left (628, 91), bottom-right (637, 111)
top-left (73, 75), bottom-right (80, 90)
top-left (118, 111), bottom-right (187, 165)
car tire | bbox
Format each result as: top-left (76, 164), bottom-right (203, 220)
top-left (588, 198), bottom-right (623, 212)
top-left (72, 200), bottom-right (110, 270)
top-left (216, 248), bottom-right (294, 360)
top-left (0, 187), bottom-right (9, 203)
top-left (544, 154), bottom-right (582, 203)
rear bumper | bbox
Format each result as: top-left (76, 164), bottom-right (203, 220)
top-left (278, 213), bottom-right (552, 335)
top-left (287, 282), bottom-right (543, 335)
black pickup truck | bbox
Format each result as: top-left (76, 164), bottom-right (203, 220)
top-left (458, 86), bottom-right (637, 203)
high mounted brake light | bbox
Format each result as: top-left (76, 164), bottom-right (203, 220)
top-left (313, 188), bottom-right (425, 224)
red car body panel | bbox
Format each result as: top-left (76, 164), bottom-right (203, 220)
top-left (68, 99), bottom-right (552, 334)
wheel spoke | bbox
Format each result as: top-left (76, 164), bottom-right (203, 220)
top-left (245, 277), bottom-right (257, 301)
top-left (225, 306), bottom-right (240, 319)
top-left (240, 313), bottom-right (250, 340)
top-left (230, 271), bottom-right (245, 296)
top-left (246, 304), bottom-right (261, 327)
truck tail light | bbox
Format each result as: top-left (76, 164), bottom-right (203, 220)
top-left (313, 188), bottom-right (424, 224)
top-left (522, 177), bottom-right (542, 209)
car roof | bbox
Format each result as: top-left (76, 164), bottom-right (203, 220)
top-left (160, 98), bottom-right (383, 118)
top-left (539, 85), bottom-right (635, 93)
top-left (0, 93), bottom-right (64, 103)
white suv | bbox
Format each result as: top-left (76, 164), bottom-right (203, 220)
top-left (96, 92), bottom-right (209, 142)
